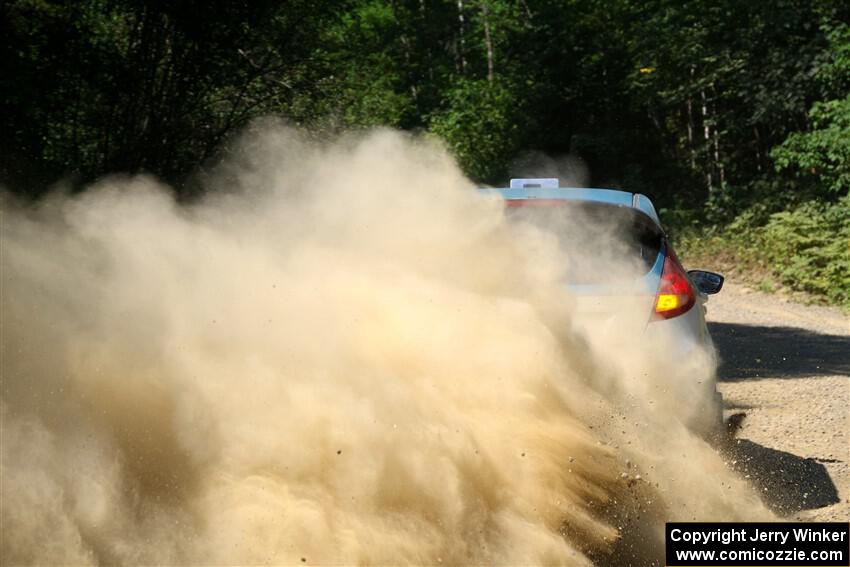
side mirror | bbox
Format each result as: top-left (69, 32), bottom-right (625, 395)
top-left (688, 270), bottom-right (724, 295)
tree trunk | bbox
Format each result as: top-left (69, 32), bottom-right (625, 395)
top-left (700, 88), bottom-right (713, 193)
top-left (686, 66), bottom-right (696, 169)
top-left (711, 86), bottom-right (725, 187)
top-left (457, 0), bottom-right (467, 73)
top-left (481, 0), bottom-right (494, 82)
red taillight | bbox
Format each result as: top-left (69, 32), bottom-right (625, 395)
top-left (652, 247), bottom-right (695, 320)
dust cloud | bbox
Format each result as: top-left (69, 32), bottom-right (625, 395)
top-left (510, 152), bottom-right (590, 188)
top-left (1, 122), bottom-right (771, 566)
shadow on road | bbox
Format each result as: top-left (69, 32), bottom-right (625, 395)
top-left (722, 437), bottom-right (840, 515)
top-left (708, 322), bottom-right (850, 381)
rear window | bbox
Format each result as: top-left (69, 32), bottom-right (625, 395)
top-left (505, 200), bottom-right (663, 284)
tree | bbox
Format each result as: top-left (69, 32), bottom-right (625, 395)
top-left (772, 17), bottom-right (850, 197)
top-left (0, 0), bottom-right (342, 196)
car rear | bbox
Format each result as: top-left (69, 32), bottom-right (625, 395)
top-left (479, 179), bottom-right (723, 434)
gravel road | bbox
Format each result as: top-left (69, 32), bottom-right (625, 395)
top-left (705, 281), bottom-right (849, 521)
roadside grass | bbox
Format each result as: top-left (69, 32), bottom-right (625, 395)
top-left (756, 277), bottom-right (777, 294)
top-left (669, 195), bottom-right (850, 313)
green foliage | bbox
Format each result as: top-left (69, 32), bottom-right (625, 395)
top-left (770, 17), bottom-right (850, 197)
top-left (428, 79), bottom-right (523, 182)
top-left (760, 196), bottom-right (850, 306)
top-left (4, 0), bottom-right (844, 200)
top-left (1, 0), bottom-right (344, 194)
top-left (679, 196), bottom-right (850, 309)
top-left (757, 278), bottom-right (776, 294)
top-left (311, 1), bottom-right (417, 129)
top-left (772, 95), bottom-right (850, 196)
top-left (814, 13), bottom-right (850, 97)
top-left (3, 0), bottom-right (850, 307)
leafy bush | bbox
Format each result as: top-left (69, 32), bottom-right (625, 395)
top-left (427, 79), bottom-right (524, 183)
top-left (772, 94), bottom-right (850, 196)
top-left (770, 19), bottom-right (850, 198)
top-left (760, 196), bottom-right (850, 306)
top-left (677, 195), bottom-right (850, 310)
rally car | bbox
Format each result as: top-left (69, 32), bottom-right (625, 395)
top-left (479, 178), bottom-right (725, 434)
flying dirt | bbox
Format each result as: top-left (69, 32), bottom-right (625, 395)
top-left (1, 122), bottom-right (772, 566)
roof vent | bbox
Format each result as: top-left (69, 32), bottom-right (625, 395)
top-left (509, 178), bottom-right (559, 189)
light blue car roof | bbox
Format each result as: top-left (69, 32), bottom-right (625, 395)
top-left (477, 187), bottom-right (661, 226)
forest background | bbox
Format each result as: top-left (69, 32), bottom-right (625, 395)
top-left (2, 0), bottom-right (848, 307)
